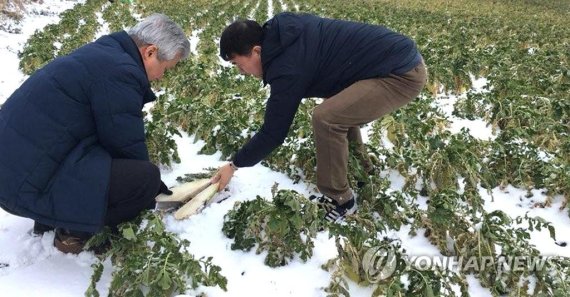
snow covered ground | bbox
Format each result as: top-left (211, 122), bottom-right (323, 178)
top-left (0, 1), bottom-right (568, 296)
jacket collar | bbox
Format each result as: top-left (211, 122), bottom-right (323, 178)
top-left (108, 31), bottom-right (157, 104)
top-left (261, 13), bottom-right (303, 85)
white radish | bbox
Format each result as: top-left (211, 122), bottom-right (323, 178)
top-left (174, 182), bottom-right (220, 220)
top-left (155, 179), bottom-right (211, 203)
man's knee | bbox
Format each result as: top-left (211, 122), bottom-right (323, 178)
top-left (144, 162), bottom-right (161, 190)
top-left (312, 105), bottom-right (331, 127)
top-left (146, 162), bottom-right (160, 182)
top-left (130, 161), bottom-right (161, 198)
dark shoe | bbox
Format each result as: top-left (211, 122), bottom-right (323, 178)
top-left (356, 168), bottom-right (378, 189)
top-left (54, 229), bottom-right (88, 254)
top-left (33, 221), bottom-right (55, 235)
top-left (310, 194), bottom-right (357, 222)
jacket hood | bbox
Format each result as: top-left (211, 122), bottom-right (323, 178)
top-left (261, 13), bottom-right (303, 83)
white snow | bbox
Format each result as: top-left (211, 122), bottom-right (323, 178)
top-left (433, 77), bottom-right (496, 141)
top-left (279, 0), bottom-right (288, 11)
top-left (249, 0), bottom-right (261, 19)
top-left (267, 0), bottom-right (274, 19)
top-left (189, 28), bottom-right (203, 56)
top-left (94, 3), bottom-right (111, 39)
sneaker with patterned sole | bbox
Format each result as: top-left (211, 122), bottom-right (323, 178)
top-left (309, 194), bottom-right (357, 222)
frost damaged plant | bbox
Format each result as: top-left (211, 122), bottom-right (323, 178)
top-left (481, 132), bottom-right (551, 192)
top-left (101, 0), bottom-right (137, 32)
top-left (450, 210), bottom-right (565, 296)
top-left (85, 211), bottom-right (227, 297)
top-left (145, 93), bottom-right (182, 166)
top-left (264, 99), bottom-right (318, 183)
top-left (423, 191), bottom-right (562, 295)
top-left (222, 184), bottom-right (325, 267)
top-left (324, 216), bottom-right (468, 297)
top-left (19, 0), bottom-right (107, 74)
top-left (354, 174), bottom-right (421, 233)
top-left (371, 97), bottom-right (486, 207)
top-left (423, 189), bottom-right (474, 256)
top-left (323, 215), bottom-right (390, 290)
top-left (163, 65), bottom-right (266, 160)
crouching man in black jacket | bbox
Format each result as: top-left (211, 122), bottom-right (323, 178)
top-left (0, 14), bottom-right (189, 253)
top-left (212, 12), bottom-right (426, 222)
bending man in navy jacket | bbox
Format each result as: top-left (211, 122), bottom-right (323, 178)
top-left (213, 13), bottom-right (426, 222)
top-left (0, 14), bottom-right (189, 253)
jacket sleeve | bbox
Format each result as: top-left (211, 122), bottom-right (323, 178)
top-left (89, 66), bottom-right (150, 161)
top-left (233, 74), bottom-right (306, 167)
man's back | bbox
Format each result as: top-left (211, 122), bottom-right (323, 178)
top-left (0, 32), bottom-right (152, 229)
top-left (262, 12), bottom-right (421, 98)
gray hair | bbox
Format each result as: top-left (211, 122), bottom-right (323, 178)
top-left (128, 13), bottom-right (190, 61)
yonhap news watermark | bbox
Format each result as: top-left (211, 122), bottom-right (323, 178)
top-left (362, 245), bottom-right (555, 282)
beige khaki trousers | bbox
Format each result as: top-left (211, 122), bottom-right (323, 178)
top-left (312, 62), bottom-right (427, 204)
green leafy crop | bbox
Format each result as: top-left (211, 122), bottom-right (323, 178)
top-left (85, 211), bottom-right (227, 297)
top-left (222, 184), bottom-right (325, 267)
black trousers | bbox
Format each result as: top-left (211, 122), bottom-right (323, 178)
top-left (104, 159), bottom-right (161, 229)
top-left (35, 159), bottom-right (161, 237)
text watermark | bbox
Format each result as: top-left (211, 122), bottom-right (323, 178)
top-left (362, 246), bottom-right (554, 283)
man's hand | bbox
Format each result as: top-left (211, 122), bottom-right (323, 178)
top-left (211, 163), bottom-right (236, 191)
top-left (159, 180), bottom-right (173, 195)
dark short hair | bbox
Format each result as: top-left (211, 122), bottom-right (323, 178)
top-left (219, 20), bottom-right (263, 61)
